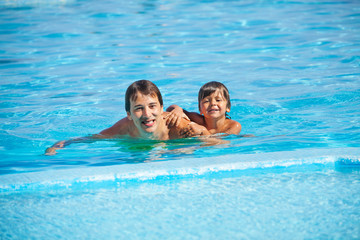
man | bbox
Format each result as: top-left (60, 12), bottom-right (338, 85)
top-left (45, 80), bottom-right (208, 155)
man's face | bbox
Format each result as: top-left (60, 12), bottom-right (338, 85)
top-left (127, 92), bottom-right (163, 136)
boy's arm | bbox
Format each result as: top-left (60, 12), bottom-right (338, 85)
top-left (165, 105), bottom-right (204, 126)
top-left (174, 118), bottom-right (210, 138)
top-left (183, 122), bottom-right (211, 137)
top-left (164, 105), bottom-right (189, 127)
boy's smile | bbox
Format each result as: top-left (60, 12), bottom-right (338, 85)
top-left (200, 90), bottom-right (229, 119)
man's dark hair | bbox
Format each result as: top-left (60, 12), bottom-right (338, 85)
top-left (125, 80), bottom-right (163, 112)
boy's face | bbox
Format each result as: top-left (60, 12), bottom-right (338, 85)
top-left (199, 89), bottom-right (230, 119)
top-left (127, 92), bottom-right (163, 136)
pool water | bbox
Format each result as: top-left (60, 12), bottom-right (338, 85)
top-left (1, 0), bottom-right (360, 239)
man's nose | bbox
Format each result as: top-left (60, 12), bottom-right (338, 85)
top-left (142, 107), bottom-right (152, 117)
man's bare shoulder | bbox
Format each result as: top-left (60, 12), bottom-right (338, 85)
top-left (100, 117), bottom-right (133, 137)
top-left (167, 117), bottom-right (191, 139)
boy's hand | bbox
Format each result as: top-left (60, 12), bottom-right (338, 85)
top-left (164, 106), bottom-right (189, 127)
top-left (180, 122), bottom-right (209, 138)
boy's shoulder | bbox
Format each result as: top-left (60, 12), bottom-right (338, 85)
top-left (225, 119), bottom-right (242, 134)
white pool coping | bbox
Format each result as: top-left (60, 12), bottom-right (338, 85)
top-left (0, 147), bottom-right (359, 192)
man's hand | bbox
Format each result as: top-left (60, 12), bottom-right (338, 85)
top-left (45, 140), bottom-right (66, 155)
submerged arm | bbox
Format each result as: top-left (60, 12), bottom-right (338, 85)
top-left (45, 117), bottom-right (132, 155)
top-left (45, 134), bottom-right (105, 156)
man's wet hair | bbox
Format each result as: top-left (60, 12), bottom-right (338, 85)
top-left (125, 80), bottom-right (163, 112)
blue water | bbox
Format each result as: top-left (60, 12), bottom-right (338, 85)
top-left (1, 0), bottom-right (360, 239)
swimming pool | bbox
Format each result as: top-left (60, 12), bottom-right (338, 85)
top-left (1, 0), bottom-right (359, 238)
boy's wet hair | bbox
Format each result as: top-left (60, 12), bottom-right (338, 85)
top-left (198, 81), bottom-right (231, 111)
top-left (125, 80), bottom-right (163, 112)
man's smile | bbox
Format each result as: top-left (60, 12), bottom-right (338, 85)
top-left (142, 119), bottom-right (156, 127)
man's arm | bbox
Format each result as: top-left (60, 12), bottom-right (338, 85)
top-left (45, 117), bottom-right (132, 155)
top-left (99, 117), bottom-right (132, 136)
top-left (45, 134), bottom-right (105, 155)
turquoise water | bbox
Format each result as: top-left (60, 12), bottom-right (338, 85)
top-left (1, 0), bottom-right (360, 239)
